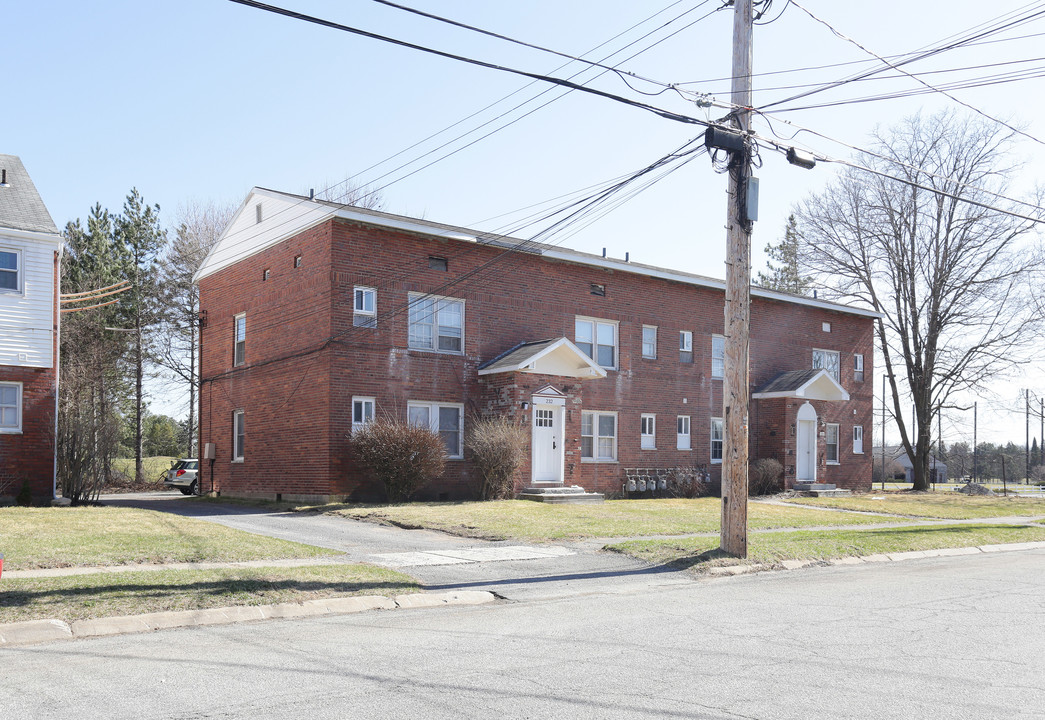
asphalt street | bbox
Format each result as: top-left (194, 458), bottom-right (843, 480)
top-left (4, 547), bottom-right (1043, 719)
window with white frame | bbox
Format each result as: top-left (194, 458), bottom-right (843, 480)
top-left (408, 294), bottom-right (463, 353)
top-left (0, 382), bottom-right (22, 432)
top-left (854, 353), bottom-right (864, 382)
top-left (853, 425), bottom-right (864, 454)
top-left (352, 397), bottom-right (375, 433)
top-left (826, 423), bottom-right (840, 463)
top-left (233, 410), bottom-right (245, 461)
top-left (581, 411), bottom-right (617, 461)
top-left (575, 317), bottom-right (617, 369)
top-left (677, 415), bottom-right (691, 450)
top-left (640, 413), bottom-right (656, 450)
top-left (353, 287), bottom-right (377, 328)
top-left (641, 325), bottom-right (657, 359)
top-left (679, 331), bottom-right (693, 363)
top-left (813, 349), bottom-right (840, 381)
top-left (233, 314), bottom-right (246, 366)
top-left (0, 250), bottom-right (20, 292)
top-left (407, 402), bottom-right (464, 458)
top-left (711, 335), bottom-right (725, 379)
top-left (710, 418), bottom-right (724, 463)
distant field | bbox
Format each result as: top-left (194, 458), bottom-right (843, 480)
top-left (112, 456), bottom-right (176, 485)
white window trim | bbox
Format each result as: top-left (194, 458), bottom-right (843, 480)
top-left (826, 423), bottom-right (840, 464)
top-left (575, 316), bottom-right (618, 370)
top-left (0, 381), bottom-right (23, 434)
top-left (407, 401), bottom-right (465, 459)
top-left (813, 348), bottom-right (841, 382)
top-left (641, 325), bottom-right (657, 359)
top-left (679, 330), bottom-right (693, 353)
top-left (676, 415), bottom-right (691, 451)
top-left (711, 335), bottom-right (725, 379)
top-left (853, 425), bottom-right (864, 455)
top-left (233, 313), bottom-right (246, 367)
top-left (232, 410), bottom-right (245, 462)
top-left (0, 247), bottom-right (23, 295)
top-left (640, 413), bottom-right (656, 450)
top-left (354, 286), bottom-right (377, 316)
top-left (710, 417), bottom-right (724, 464)
top-left (581, 410), bottom-right (618, 462)
top-left (352, 396), bottom-right (376, 433)
top-left (407, 293), bottom-right (465, 355)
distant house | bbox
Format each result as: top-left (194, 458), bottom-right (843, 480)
top-left (194, 188), bottom-right (877, 502)
top-left (873, 446), bottom-right (948, 483)
top-left (0, 155), bottom-right (63, 503)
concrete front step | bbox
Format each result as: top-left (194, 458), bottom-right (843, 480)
top-left (804, 488), bottom-right (852, 497)
top-left (793, 482), bottom-right (837, 491)
top-left (518, 485), bottom-right (605, 504)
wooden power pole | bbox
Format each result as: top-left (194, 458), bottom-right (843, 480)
top-left (720, 0), bottom-right (754, 557)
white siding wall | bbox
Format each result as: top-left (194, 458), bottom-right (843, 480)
top-left (0, 231), bottom-right (59, 369)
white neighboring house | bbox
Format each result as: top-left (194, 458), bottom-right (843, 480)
top-left (0, 154), bottom-right (63, 503)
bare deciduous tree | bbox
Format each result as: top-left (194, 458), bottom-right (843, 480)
top-left (797, 112), bottom-right (1044, 491)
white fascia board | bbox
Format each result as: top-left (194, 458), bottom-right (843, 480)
top-left (0, 226), bottom-right (64, 249)
top-left (332, 206), bottom-right (478, 243)
top-left (539, 248), bottom-right (881, 320)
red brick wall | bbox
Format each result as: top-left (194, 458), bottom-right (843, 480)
top-left (199, 216), bottom-right (875, 500)
top-left (0, 366), bottom-right (56, 502)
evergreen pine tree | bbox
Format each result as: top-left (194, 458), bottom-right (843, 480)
top-left (755, 214), bottom-right (810, 295)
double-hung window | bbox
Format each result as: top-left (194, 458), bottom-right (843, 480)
top-left (642, 325), bottom-right (657, 359)
top-left (233, 314), bottom-right (246, 366)
top-left (854, 353), bottom-right (865, 382)
top-left (813, 349), bottom-right (841, 381)
top-left (640, 414), bottom-right (656, 450)
top-left (575, 317), bottom-right (617, 369)
top-left (353, 287), bottom-right (377, 328)
top-left (581, 411), bottom-right (617, 461)
top-left (407, 402), bottom-right (463, 458)
top-left (826, 423), bottom-right (840, 463)
top-left (679, 331), bottom-right (693, 363)
top-left (710, 418), bottom-right (724, 463)
top-left (0, 382), bottom-right (22, 432)
top-left (233, 410), bottom-right (245, 461)
top-left (352, 397), bottom-right (375, 433)
top-left (677, 415), bottom-right (691, 450)
top-left (711, 335), bottom-right (725, 379)
top-left (853, 425), bottom-right (864, 454)
top-left (0, 250), bottom-right (19, 292)
top-left (408, 294), bottom-right (463, 353)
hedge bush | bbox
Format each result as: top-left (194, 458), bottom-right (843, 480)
top-left (351, 418), bottom-right (446, 503)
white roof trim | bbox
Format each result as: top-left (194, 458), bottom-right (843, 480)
top-left (753, 369), bottom-right (851, 402)
top-left (478, 337), bottom-right (607, 378)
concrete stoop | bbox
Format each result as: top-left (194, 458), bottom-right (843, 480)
top-left (517, 485), bottom-right (605, 504)
top-left (792, 482), bottom-right (852, 497)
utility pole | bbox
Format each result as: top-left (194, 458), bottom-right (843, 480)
top-left (1026, 389), bottom-right (1030, 484)
top-left (720, 0), bottom-right (753, 558)
top-left (973, 401), bottom-right (978, 483)
top-left (881, 374), bottom-right (887, 489)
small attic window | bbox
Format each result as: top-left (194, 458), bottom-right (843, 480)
top-left (590, 283), bottom-right (606, 297)
top-left (263, 269), bottom-right (270, 281)
top-left (294, 255), bottom-right (303, 268)
top-left (822, 322), bottom-right (831, 333)
top-left (428, 256), bottom-right (448, 271)
top-left (255, 203), bottom-right (263, 224)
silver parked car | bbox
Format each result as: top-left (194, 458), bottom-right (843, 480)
top-left (164, 459), bottom-right (199, 495)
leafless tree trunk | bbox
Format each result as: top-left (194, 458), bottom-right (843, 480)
top-left (797, 112), bottom-right (1044, 491)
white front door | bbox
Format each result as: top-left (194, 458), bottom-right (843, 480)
top-left (796, 402), bottom-right (817, 483)
top-left (532, 403), bottom-right (564, 483)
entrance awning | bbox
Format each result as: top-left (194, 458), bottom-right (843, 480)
top-left (478, 338), bottom-right (607, 379)
top-left (752, 369), bottom-right (850, 402)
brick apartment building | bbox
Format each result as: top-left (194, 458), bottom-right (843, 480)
top-left (0, 155), bottom-right (63, 504)
top-left (194, 188), bottom-right (876, 502)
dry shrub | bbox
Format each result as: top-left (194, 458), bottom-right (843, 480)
top-left (749, 458), bottom-right (783, 495)
top-left (351, 418), bottom-right (446, 503)
top-left (467, 416), bottom-right (527, 500)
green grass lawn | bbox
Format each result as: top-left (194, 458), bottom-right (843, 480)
top-left (781, 493), bottom-right (1045, 520)
top-left (0, 506), bottom-right (333, 570)
top-left (0, 564), bottom-right (421, 624)
top-left (608, 523), bottom-right (1045, 568)
top-left (314, 497), bottom-right (904, 541)
top-left (112, 456), bottom-right (177, 484)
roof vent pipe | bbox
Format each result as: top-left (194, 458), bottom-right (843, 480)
top-left (0, 169), bottom-right (8, 188)
top-left (625, 252), bottom-right (630, 262)
top-left (602, 248), bottom-right (606, 258)
top-left (309, 188), bottom-right (315, 200)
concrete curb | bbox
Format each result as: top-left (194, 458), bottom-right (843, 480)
top-left (0, 591), bottom-right (495, 648)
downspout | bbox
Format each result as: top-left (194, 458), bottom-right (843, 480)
top-left (52, 246), bottom-right (62, 501)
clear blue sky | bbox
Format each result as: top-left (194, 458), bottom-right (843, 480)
top-left (5, 0), bottom-right (1044, 445)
